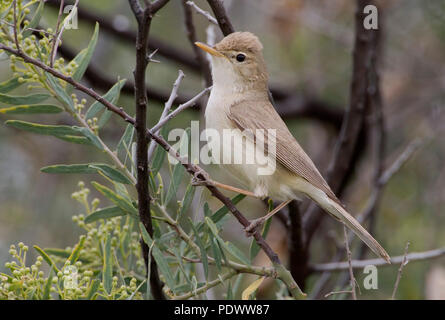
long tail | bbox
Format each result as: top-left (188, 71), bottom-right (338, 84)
top-left (307, 189), bottom-right (391, 263)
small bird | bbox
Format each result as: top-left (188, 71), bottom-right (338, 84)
top-left (195, 32), bottom-right (390, 263)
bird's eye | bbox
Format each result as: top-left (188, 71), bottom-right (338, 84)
top-left (236, 53), bottom-right (246, 62)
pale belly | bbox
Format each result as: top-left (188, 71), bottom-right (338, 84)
top-left (204, 101), bottom-right (303, 202)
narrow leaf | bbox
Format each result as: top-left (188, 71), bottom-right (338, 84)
top-left (0, 104), bottom-right (63, 114)
top-left (0, 77), bottom-right (23, 93)
top-left (139, 223), bottom-right (176, 292)
top-left (22, 0), bottom-right (45, 38)
top-left (188, 218), bottom-right (209, 280)
top-left (103, 234), bottom-right (113, 294)
top-left (85, 206), bottom-right (125, 224)
top-left (178, 183), bottom-right (195, 222)
top-left (92, 182), bottom-right (138, 217)
top-left (72, 23), bottom-right (99, 82)
top-left (85, 79), bottom-right (126, 120)
top-left (164, 161), bottom-right (184, 206)
top-left (116, 124), bottom-right (134, 157)
top-left (0, 93), bottom-right (49, 105)
top-left (46, 73), bottom-right (75, 111)
top-left (67, 235), bottom-right (86, 264)
top-left (33, 245), bottom-right (60, 273)
top-left (72, 127), bottom-right (104, 150)
top-left (241, 277), bottom-right (265, 300)
top-left (86, 279), bottom-right (100, 300)
top-left (42, 266), bottom-right (54, 300)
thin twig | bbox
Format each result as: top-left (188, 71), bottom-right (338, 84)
top-left (310, 247), bottom-right (444, 272)
top-left (186, 1), bottom-right (218, 25)
top-left (49, 0), bottom-right (65, 67)
top-left (391, 242), bottom-right (410, 299)
top-left (150, 86), bottom-right (212, 133)
top-left (147, 70), bottom-right (185, 163)
top-left (343, 225), bottom-right (357, 300)
top-left (182, 0), bottom-right (212, 87)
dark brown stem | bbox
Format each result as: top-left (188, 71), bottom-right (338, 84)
top-left (288, 201), bottom-right (308, 290)
top-left (128, 0), bottom-right (170, 300)
top-left (206, 0), bottom-right (235, 36)
top-left (303, 0), bottom-right (378, 246)
top-left (182, 0), bottom-right (212, 87)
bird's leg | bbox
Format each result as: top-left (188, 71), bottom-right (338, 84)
top-left (191, 169), bottom-right (260, 198)
top-left (245, 200), bottom-right (292, 234)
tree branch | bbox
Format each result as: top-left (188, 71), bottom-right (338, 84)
top-left (128, 0), bottom-right (170, 300)
top-left (310, 247), bottom-right (445, 273)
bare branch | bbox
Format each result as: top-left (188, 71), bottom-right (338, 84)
top-left (186, 1), bottom-right (218, 25)
top-left (182, 0), bottom-right (212, 87)
top-left (310, 247), bottom-right (445, 272)
top-left (150, 86), bottom-right (212, 133)
top-left (206, 0), bottom-right (235, 36)
top-left (343, 225), bottom-right (357, 300)
top-left (391, 242), bottom-right (410, 299)
top-left (147, 70), bottom-right (185, 162)
top-left (49, 0), bottom-right (65, 67)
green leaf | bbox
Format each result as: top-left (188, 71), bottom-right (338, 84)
top-left (89, 163), bottom-right (132, 184)
top-left (33, 245), bottom-right (60, 273)
top-left (103, 234), bottom-right (113, 294)
top-left (0, 77), bottom-right (23, 93)
top-left (164, 161), bottom-right (184, 206)
top-left (98, 110), bottom-right (112, 128)
top-left (85, 79), bottom-right (126, 120)
top-left (116, 124), bottom-right (134, 157)
top-left (151, 126), bottom-right (167, 176)
top-left (210, 194), bottom-right (246, 225)
top-left (178, 183), bottom-right (195, 222)
top-left (188, 218), bottom-right (209, 280)
top-left (67, 236), bottom-right (86, 264)
top-left (226, 280), bottom-right (233, 300)
top-left (5, 120), bottom-right (97, 146)
top-left (210, 236), bottom-right (222, 272)
top-left (205, 217), bottom-right (250, 266)
top-left (42, 266), bottom-right (54, 300)
top-left (85, 206), bottom-right (125, 224)
top-left (225, 241), bottom-right (251, 266)
top-left (0, 104), bottom-right (63, 114)
top-left (6, 120), bottom-right (77, 135)
top-left (92, 181), bottom-right (138, 217)
top-left (139, 223), bottom-right (176, 292)
top-left (72, 127), bottom-right (104, 150)
top-left (22, 0), bottom-right (45, 38)
top-left (86, 279), bottom-right (100, 300)
top-left (0, 93), bottom-right (49, 105)
top-left (53, 135), bottom-right (92, 145)
top-left (46, 73), bottom-right (75, 111)
top-left (205, 216), bottom-right (220, 236)
top-left (72, 23), bottom-right (99, 82)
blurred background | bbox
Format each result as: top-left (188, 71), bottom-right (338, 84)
top-left (0, 0), bottom-right (444, 299)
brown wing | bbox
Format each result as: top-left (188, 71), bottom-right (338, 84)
top-left (227, 98), bottom-right (340, 204)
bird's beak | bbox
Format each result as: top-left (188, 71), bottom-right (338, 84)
top-left (194, 42), bottom-right (226, 58)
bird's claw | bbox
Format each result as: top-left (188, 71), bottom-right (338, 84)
top-left (191, 169), bottom-right (214, 187)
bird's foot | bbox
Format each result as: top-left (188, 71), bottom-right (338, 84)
top-left (191, 168), bottom-right (214, 187)
top-left (244, 218), bottom-right (265, 236)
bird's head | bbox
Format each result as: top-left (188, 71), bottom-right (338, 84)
top-left (195, 32), bottom-right (268, 93)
